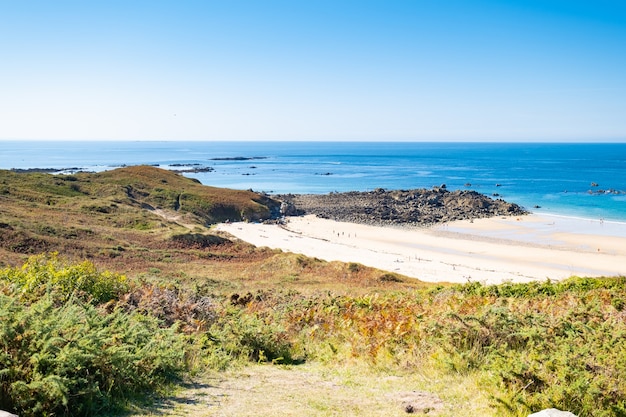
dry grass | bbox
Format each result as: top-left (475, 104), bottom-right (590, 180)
top-left (129, 362), bottom-right (501, 417)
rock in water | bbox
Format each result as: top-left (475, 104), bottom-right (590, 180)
top-left (528, 409), bottom-right (578, 417)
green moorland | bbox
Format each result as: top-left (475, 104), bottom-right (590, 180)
top-left (1, 167), bottom-right (625, 417)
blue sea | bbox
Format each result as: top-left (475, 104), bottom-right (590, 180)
top-left (1, 141), bottom-right (625, 222)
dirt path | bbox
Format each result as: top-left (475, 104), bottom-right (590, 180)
top-left (150, 208), bottom-right (203, 231)
top-left (131, 363), bottom-right (496, 417)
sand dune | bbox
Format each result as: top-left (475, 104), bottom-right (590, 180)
top-left (216, 214), bottom-right (626, 284)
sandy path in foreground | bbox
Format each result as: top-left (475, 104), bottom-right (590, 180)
top-left (216, 214), bottom-right (626, 284)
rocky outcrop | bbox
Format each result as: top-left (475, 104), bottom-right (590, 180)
top-left (276, 188), bottom-right (527, 226)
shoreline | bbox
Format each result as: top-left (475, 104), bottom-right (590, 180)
top-left (216, 214), bottom-right (626, 284)
top-left (532, 211), bottom-right (626, 227)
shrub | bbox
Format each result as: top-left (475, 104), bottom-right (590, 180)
top-left (203, 304), bottom-right (296, 367)
top-left (119, 284), bottom-right (216, 333)
top-left (347, 262), bottom-right (361, 273)
top-left (0, 253), bottom-right (128, 304)
top-left (0, 294), bottom-right (187, 416)
top-left (0, 256), bottom-right (188, 416)
top-left (424, 282), bottom-right (626, 416)
top-left (261, 280), bottom-right (626, 416)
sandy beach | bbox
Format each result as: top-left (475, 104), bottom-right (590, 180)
top-left (216, 214), bottom-right (626, 284)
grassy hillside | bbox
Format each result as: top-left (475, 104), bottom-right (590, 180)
top-left (0, 166), bottom-right (423, 291)
top-left (1, 167), bottom-right (625, 416)
top-left (0, 164), bottom-right (277, 227)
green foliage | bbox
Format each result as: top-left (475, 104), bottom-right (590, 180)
top-left (0, 256), bottom-right (192, 416)
top-left (0, 253), bottom-right (128, 304)
top-left (378, 272), bottom-right (402, 282)
top-left (481, 301), bottom-right (626, 416)
top-left (170, 233), bottom-right (228, 248)
top-left (231, 278), bottom-right (626, 417)
top-left (33, 180), bottom-right (86, 197)
top-left (202, 304), bottom-right (296, 368)
top-left (3, 249), bottom-right (626, 417)
top-left (451, 276), bottom-right (626, 298)
top-left (129, 219), bottom-right (154, 230)
top-left (150, 187), bottom-right (182, 211)
top-left (0, 294), bottom-right (186, 416)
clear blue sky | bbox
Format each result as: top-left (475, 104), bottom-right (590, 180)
top-left (1, 0), bottom-right (625, 141)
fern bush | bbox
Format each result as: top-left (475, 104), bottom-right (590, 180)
top-left (3, 253), bottom-right (626, 417)
top-left (0, 256), bottom-right (187, 416)
top-left (247, 279), bottom-right (626, 417)
top-left (1, 253), bottom-right (128, 304)
top-left (202, 304), bottom-right (295, 368)
top-left (0, 294), bottom-right (187, 416)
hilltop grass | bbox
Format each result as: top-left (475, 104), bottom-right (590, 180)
top-left (0, 166), bottom-right (276, 224)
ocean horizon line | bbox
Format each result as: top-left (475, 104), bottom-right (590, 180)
top-left (3, 138), bottom-right (626, 144)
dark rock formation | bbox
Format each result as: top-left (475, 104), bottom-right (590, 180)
top-left (275, 188), bottom-right (527, 226)
top-left (11, 167), bottom-right (83, 174)
top-left (170, 166), bottom-right (215, 173)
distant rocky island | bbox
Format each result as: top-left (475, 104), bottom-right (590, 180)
top-left (169, 164), bottom-right (215, 173)
top-left (276, 186), bottom-right (528, 226)
top-left (10, 167), bottom-right (85, 174)
top-left (209, 156), bottom-right (268, 161)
